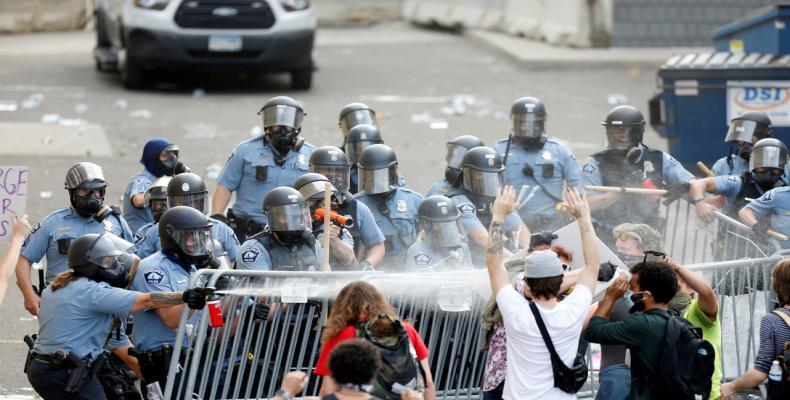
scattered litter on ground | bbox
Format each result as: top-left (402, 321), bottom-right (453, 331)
top-left (21, 93), bottom-right (44, 109)
top-left (41, 136), bottom-right (52, 145)
top-left (606, 93), bottom-right (628, 105)
top-left (113, 99), bottom-right (128, 110)
top-left (41, 114), bottom-right (60, 124)
top-left (0, 100), bottom-right (18, 111)
top-left (440, 94), bottom-right (476, 115)
top-left (494, 111), bottom-right (508, 121)
top-left (58, 118), bottom-right (86, 127)
top-left (129, 109), bottom-right (153, 119)
top-left (74, 103), bottom-right (88, 113)
top-left (429, 121), bottom-right (449, 130)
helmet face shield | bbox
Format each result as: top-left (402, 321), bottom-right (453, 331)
top-left (340, 109), bottom-right (377, 136)
top-left (463, 168), bottom-right (503, 197)
top-left (605, 125), bottom-right (641, 150)
top-left (511, 113), bottom-right (545, 138)
top-left (430, 221), bottom-right (464, 248)
top-left (65, 163), bottom-right (106, 190)
top-left (311, 165), bottom-right (350, 192)
top-left (260, 104), bottom-right (304, 130)
top-left (168, 193), bottom-right (208, 215)
top-left (266, 203), bottom-right (310, 232)
top-left (444, 143), bottom-right (469, 169)
top-left (358, 167), bottom-right (397, 194)
top-left (346, 140), bottom-right (382, 164)
top-left (750, 145), bottom-right (788, 170)
top-left (298, 180), bottom-right (336, 201)
top-left (167, 226), bottom-right (213, 257)
top-left (725, 119), bottom-right (763, 143)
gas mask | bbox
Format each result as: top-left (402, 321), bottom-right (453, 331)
top-left (754, 169), bottom-right (783, 188)
top-left (71, 187), bottom-right (106, 217)
top-left (276, 228), bottom-right (314, 246)
top-left (444, 167), bottom-right (462, 186)
top-left (160, 153), bottom-right (188, 176)
top-left (267, 126), bottom-right (303, 154)
top-left (513, 136), bottom-right (546, 150)
top-left (96, 252), bottom-right (139, 288)
top-left (737, 141), bottom-right (754, 161)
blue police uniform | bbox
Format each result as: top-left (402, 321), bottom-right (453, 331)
top-left (712, 155), bottom-right (790, 177)
top-left (406, 238), bottom-right (473, 271)
top-left (217, 137), bottom-right (315, 225)
top-left (426, 179), bottom-right (453, 197)
top-left (452, 193), bottom-right (523, 267)
top-left (22, 207), bottom-right (133, 284)
top-left (492, 138), bottom-right (582, 229)
top-left (134, 218), bottom-right (240, 262)
top-left (335, 196), bottom-right (385, 251)
top-left (236, 236), bottom-right (323, 271)
top-left (28, 277), bottom-right (138, 398)
top-left (712, 174), bottom-right (787, 208)
top-left (130, 252), bottom-right (198, 352)
top-left (354, 187), bottom-right (423, 270)
top-left (122, 169), bottom-right (157, 234)
top-left (746, 187), bottom-right (790, 249)
top-left (134, 221), bottom-right (155, 248)
top-left (583, 151), bottom-right (693, 188)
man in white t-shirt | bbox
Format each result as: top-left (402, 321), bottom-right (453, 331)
top-left (486, 186), bottom-right (601, 400)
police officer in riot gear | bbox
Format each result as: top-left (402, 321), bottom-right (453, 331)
top-left (345, 124), bottom-right (385, 194)
top-left (133, 176), bottom-right (171, 247)
top-left (712, 112), bottom-right (777, 176)
top-left (123, 139), bottom-right (190, 234)
top-left (492, 97), bottom-right (582, 232)
top-left (294, 173), bottom-right (357, 267)
top-left (692, 138), bottom-right (789, 224)
top-left (135, 173), bottom-right (239, 262)
top-left (338, 102), bottom-right (378, 140)
top-left (584, 105), bottom-right (694, 242)
top-left (407, 195), bottom-right (473, 270)
top-left (236, 187), bottom-right (324, 271)
top-left (16, 162), bottom-right (133, 317)
top-left (741, 140), bottom-right (790, 248)
top-left (309, 146), bottom-right (386, 268)
top-left (353, 144), bottom-right (423, 270)
top-left (447, 147), bottom-right (528, 266)
top-left (426, 135), bottom-right (485, 197)
top-left (27, 233), bottom-right (209, 399)
top-left (130, 206), bottom-right (217, 391)
top-left (212, 96), bottom-right (314, 242)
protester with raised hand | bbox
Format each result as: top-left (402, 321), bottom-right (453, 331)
top-left (487, 186), bottom-right (599, 399)
top-left (0, 214), bottom-right (30, 306)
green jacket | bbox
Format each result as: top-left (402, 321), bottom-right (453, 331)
top-left (585, 309), bottom-right (668, 400)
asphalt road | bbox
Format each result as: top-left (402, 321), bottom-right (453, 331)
top-left (0, 22), bottom-right (663, 395)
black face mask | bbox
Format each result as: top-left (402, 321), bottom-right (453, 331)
top-left (267, 127), bottom-right (300, 154)
top-left (616, 251), bottom-right (643, 266)
top-left (72, 189), bottom-right (105, 217)
top-left (276, 229), bottom-right (313, 246)
top-left (737, 142), bottom-right (754, 160)
top-left (444, 167), bottom-right (462, 187)
top-left (629, 292), bottom-right (646, 314)
top-left (754, 170), bottom-right (782, 188)
top-left (513, 136), bottom-right (546, 150)
top-left (160, 155), bottom-right (188, 176)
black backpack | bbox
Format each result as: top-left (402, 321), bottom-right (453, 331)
top-left (651, 309), bottom-right (715, 399)
top-left (355, 315), bottom-right (425, 400)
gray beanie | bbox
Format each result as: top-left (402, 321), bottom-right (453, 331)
top-left (524, 250), bottom-right (564, 278)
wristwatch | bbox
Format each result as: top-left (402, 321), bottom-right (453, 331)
top-left (692, 198), bottom-right (704, 205)
top-left (274, 389), bottom-right (293, 400)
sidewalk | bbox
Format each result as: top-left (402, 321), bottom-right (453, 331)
top-left (466, 29), bottom-right (710, 69)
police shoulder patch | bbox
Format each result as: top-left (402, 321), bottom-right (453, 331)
top-left (458, 203), bottom-right (476, 215)
top-left (144, 267), bottom-right (166, 285)
top-left (241, 246), bottom-right (260, 264)
top-left (414, 253), bottom-right (431, 266)
top-left (762, 190), bottom-right (774, 202)
top-left (582, 163), bottom-right (597, 176)
top-left (726, 175), bottom-right (740, 182)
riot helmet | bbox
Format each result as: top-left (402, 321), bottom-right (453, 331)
top-left (167, 173), bottom-right (208, 215)
top-left (345, 124), bottom-right (383, 164)
top-left (294, 173), bottom-right (339, 213)
top-left (263, 187), bottom-right (312, 244)
top-left (357, 144), bottom-right (399, 195)
top-left (461, 147), bottom-right (504, 197)
top-left (750, 138), bottom-right (788, 187)
top-left (65, 162), bottom-right (107, 217)
top-left (259, 96), bottom-right (305, 154)
top-left (338, 102), bottom-right (377, 137)
top-left (69, 233), bottom-right (139, 288)
top-left (418, 196), bottom-right (465, 248)
top-left (159, 206), bottom-right (214, 269)
top-left (158, 143), bottom-right (189, 176)
top-left (725, 112), bottom-right (774, 161)
top-left (145, 176), bottom-right (171, 223)
top-left (309, 146), bottom-right (351, 193)
top-left (510, 97), bottom-right (547, 148)
top-left (444, 135), bottom-right (485, 186)
top-left (602, 105), bottom-right (645, 151)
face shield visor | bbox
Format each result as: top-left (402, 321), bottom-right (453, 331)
top-left (340, 109), bottom-right (377, 136)
top-left (511, 113), bottom-right (546, 138)
top-left (428, 220), bottom-right (464, 248)
top-left (605, 125), bottom-right (640, 151)
top-left (260, 104), bottom-right (304, 130)
top-left (358, 166), bottom-right (398, 195)
top-left (168, 192), bottom-right (208, 215)
top-left (750, 145), bottom-right (789, 171)
top-left (167, 225), bottom-right (213, 257)
top-left (462, 168), bottom-right (503, 197)
top-left (298, 180), bottom-right (336, 202)
top-left (266, 203), bottom-right (311, 232)
top-left (311, 165), bottom-right (351, 193)
top-left (65, 163), bottom-right (106, 190)
top-left (346, 139), bottom-right (383, 164)
top-left (444, 143), bottom-right (470, 169)
top-left (84, 235), bottom-right (139, 288)
top-left (725, 120), bottom-right (768, 143)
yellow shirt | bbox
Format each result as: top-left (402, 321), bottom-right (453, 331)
top-left (683, 298), bottom-right (722, 400)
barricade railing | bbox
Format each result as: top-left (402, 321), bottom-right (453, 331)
top-left (161, 236), bottom-right (787, 398)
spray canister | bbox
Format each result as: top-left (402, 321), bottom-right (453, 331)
top-left (206, 295), bottom-right (224, 328)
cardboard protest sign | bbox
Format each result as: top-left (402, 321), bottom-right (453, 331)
top-left (0, 166), bottom-right (27, 241)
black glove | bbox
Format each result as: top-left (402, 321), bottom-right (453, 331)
top-left (529, 231), bottom-right (557, 251)
top-left (663, 182), bottom-right (690, 205)
top-left (253, 303), bottom-right (270, 321)
top-left (598, 261), bottom-right (617, 282)
top-left (752, 219), bottom-right (772, 241)
top-left (182, 287), bottom-right (214, 310)
top-left (210, 213), bottom-right (228, 224)
top-left (174, 160), bottom-right (190, 175)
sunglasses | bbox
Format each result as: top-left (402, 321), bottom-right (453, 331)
top-left (642, 250), bottom-right (666, 264)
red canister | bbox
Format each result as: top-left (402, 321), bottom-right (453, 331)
top-left (207, 297), bottom-right (224, 328)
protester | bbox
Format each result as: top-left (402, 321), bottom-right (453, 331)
top-left (720, 258), bottom-right (790, 400)
top-left (584, 262), bottom-right (680, 399)
top-left (486, 186), bottom-right (600, 399)
top-left (0, 214), bottom-right (29, 306)
top-left (315, 281), bottom-right (436, 400)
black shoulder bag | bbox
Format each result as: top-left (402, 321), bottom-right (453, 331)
top-left (529, 302), bottom-right (588, 394)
